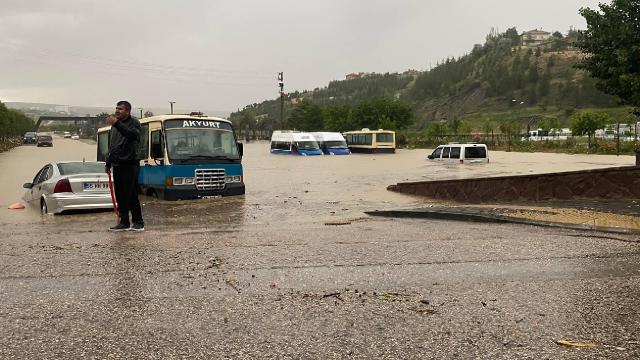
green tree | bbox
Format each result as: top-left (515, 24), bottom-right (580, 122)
top-left (570, 111), bottom-right (610, 148)
top-left (576, 0), bottom-right (640, 110)
top-left (287, 100), bottom-right (324, 131)
top-left (324, 105), bottom-right (353, 132)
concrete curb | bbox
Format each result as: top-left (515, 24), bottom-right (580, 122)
top-left (365, 207), bottom-right (640, 236)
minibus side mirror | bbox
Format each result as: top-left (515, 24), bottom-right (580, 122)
top-left (151, 143), bottom-right (163, 159)
top-left (237, 142), bottom-right (244, 157)
top-left (427, 154), bottom-right (434, 159)
top-left (23, 182), bottom-right (33, 189)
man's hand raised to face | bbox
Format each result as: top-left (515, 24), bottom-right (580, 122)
top-left (106, 115), bottom-right (119, 126)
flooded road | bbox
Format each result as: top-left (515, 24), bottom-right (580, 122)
top-left (0, 138), bottom-right (634, 227)
top-left (1, 138), bottom-right (639, 358)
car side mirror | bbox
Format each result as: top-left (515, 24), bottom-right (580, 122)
top-left (23, 183), bottom-right (33, 189)
top-left (427, 155), bottom-right (434, 159)
top-left (237, 142), bottom-right (244, 157)
top-left (150, 142), bottom-right (163, 159)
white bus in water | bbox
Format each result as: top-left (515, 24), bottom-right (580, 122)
top-left (311, 132), bottom-right (350, 155)
top-left (270, 131), bottom-right (323, 156)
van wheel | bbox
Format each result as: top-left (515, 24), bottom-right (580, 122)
top-left (40, 198), bottom-right (48, 214)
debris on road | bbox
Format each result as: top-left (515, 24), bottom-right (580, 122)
top-left (556, 339), bottom-right (597, 348)
top-left (324, 220), bottom-right (351, 226)
top-left (8, 202), bottom-right (25, 210)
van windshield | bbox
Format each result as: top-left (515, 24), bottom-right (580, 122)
top-left (465, 147), bottom-right (487, 158)
top-left (323, 140), bottom-right (348, 149)
top-left (295, 141), bottom-right (320, 150)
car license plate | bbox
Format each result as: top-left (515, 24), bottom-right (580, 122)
top-left (83, 182), bottom-right (109, 191)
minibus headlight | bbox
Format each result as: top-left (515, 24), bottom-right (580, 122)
top-left (225, 175), bottom-right (241, 183)
top-left (172, 177), bottom-right (195, 186)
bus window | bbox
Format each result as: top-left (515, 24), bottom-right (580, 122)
top-left (150, 130), bottom-right (164, 159)
top-left (442, 147), bottom-right (451, 158)
top-left (364, 134), bottom-right (372, 145)
top-left (376, 133), bottom-right (393, 143)
top-left (433, 147), bottom-right (442, 158)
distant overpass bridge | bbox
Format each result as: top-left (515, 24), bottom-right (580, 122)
top-left (34, 116), bottom-right (100, 133)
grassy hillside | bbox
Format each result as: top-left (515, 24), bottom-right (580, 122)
top-left (231, 28), bottom-right (632, 136)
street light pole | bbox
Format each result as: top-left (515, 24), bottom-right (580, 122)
top-left (139, 108), bottom-right (143, 119)
top-left (169, 101), bottom-right (176, 115)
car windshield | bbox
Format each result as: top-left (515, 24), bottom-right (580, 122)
top-left (58, 162), bottom-right (105, 175)
top-left (295, 141), bottom-right (320, 150)
top-left (324, 140), bottom-right (348, 148)
top-left (38, 136), bottom-right (52, 141)
top-left (166, 128), bottom-right (239, 162)
top-left (25, 133), bottom-right (36, 138)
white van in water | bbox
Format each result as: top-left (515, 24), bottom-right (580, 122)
top-left (270, 130), bottom-right (323, 156)
top-left (427, 143), bottom-right (489, 163)
top-left (311, 132), bottom-right (350, 155)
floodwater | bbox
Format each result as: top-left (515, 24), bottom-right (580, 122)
top-left (0, 137), bottom-right (635, 229)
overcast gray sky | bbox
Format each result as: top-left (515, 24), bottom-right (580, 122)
top-left (0, 0), bottom-right (606, 113)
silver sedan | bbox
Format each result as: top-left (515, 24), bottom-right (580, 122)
top-left (23, 161), bottom-right (114, 214)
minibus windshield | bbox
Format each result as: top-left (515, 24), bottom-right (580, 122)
top-left (323, 140), bottom-right (348, 149)
top-left (166, 128), bottom-right (239, 163)
top-left (295, 141), bottom-right (320, 150)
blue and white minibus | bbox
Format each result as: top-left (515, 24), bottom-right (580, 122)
top-left (97, 114), bottom-right (245, 200)
top-left (269, 130), bottom-right (323, 156)
top-left (311, 132), bottom-right (351, 155)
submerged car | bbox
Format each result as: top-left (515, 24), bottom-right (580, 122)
top-left (36, 134), bottom-right (53, 147)
top-left (71, 134), bottom-right (80, 140)
top-left (22, 161), bottom-right (113, 214)
top-left (22, 132), bottom-right (37, 144)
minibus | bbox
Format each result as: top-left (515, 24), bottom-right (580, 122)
top-left (311, 132), bottom-right (351, 155)
top-left (97, 114), bottom-right (245, 200)
top-left (427, 143), bottom-right (489, 163)
top-left (270, 131), bottom-right (323, 156)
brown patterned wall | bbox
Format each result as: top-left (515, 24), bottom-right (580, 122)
top-left (388, 166), bottom-right (640, 203)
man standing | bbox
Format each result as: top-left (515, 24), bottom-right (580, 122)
top-left (105, 100), bottom-right (144, 231)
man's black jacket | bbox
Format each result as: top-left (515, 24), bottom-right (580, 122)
top-left (106, 116), bottom-right (141, 167)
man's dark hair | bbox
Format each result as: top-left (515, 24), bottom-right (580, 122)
top-left (117, 100), bottom-right (132, 112)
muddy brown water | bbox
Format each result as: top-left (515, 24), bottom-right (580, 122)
top-left (0, 136), bottom-right (634, 229)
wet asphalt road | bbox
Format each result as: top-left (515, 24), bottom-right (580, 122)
top-left (1, 139), bottom-right (639, 359)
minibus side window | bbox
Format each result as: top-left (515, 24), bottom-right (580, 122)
top-left (450, 147), bottom-right (461, 159)
top-left (442, 147), bottom-right (451, 158)
top-left (465, 147), bottom-right (487, 158)
top-left (433, 147), bottom-right (442, 158)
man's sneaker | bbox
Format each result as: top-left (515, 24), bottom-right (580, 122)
top-left (129, 223), bottom-right (145, 232)
top-left (109, 223), bottom-right (130, 232)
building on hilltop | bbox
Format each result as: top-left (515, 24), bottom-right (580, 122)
top-left (346, 72), bottom-right (370, 80)
top-left (520, 29), bottom-right (551, 46)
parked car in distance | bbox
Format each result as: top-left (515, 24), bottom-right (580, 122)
top-left (71, 134), bottom-right (80, 140)
top-left (427, 143), bottom-right (489, 163)
top-left (36, 134), bottom-right (53, 147)
top-left (22, 132), bottom-right (37, 144)
top-left (63, 131), bottom-right (72, 138)
top-left (22, 161), bottom-right (113, 214)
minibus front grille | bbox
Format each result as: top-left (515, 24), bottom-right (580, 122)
top-left (195, 169), bottom-right (226, 190)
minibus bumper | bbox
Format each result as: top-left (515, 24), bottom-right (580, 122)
top-left (160, 182), bottom-right (245, 200)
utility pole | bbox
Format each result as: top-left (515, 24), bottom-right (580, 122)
top-left (139, 108), bottom-right (143, 119)
top-left (169, 101), bottom-right (176, 115)
top-left (278, 72), bottom-right (284, 129)
top-left (616, 121), bottom-right (620, 156)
